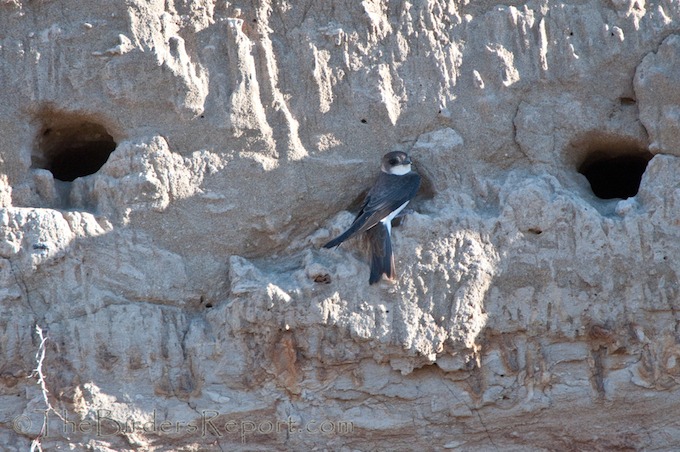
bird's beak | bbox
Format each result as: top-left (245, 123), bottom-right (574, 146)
top-left (404, 158), bottom-right (412, 165)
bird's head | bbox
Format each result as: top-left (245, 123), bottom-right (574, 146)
top-left (381, 151), bottom-right (412, 175)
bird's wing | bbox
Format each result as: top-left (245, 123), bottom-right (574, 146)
top-left (357, 171), bottom-right (421, 231)
top-left (323, 171), bottom-right (420, 248)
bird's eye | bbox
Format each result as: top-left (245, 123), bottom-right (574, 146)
top-left (390, 159), bottom-right (398, 165)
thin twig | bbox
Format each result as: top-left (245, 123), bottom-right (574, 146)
top-left (29, 325), bottom-right (65, 452)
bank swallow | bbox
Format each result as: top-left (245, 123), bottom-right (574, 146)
top-left (323, 151), bottom-right (421, 284)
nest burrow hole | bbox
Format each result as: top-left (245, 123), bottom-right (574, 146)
top-left (32, 116), bottom-right (116, 182)
top-left (578, 147), bottom-right (653, 200)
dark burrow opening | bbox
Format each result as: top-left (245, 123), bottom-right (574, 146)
top-left (32, 119), bottom-right (116, 182)
top-left (578, 151), bottom-right (653, 200)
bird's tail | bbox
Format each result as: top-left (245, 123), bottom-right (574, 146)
top-left (367, 223), bottom-right (394, 285)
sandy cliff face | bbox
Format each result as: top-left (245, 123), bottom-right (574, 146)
top-left (1, 0), bottom-right (680, 450)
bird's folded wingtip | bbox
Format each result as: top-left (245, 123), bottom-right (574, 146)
top-left (322, 238), bottom-right (340, 249)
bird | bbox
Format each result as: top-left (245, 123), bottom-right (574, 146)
top-left (323, 151), bottom-right (421, 284)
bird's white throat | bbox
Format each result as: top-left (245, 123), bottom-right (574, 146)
top-left (389, 164), bottom-right (411, 175)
